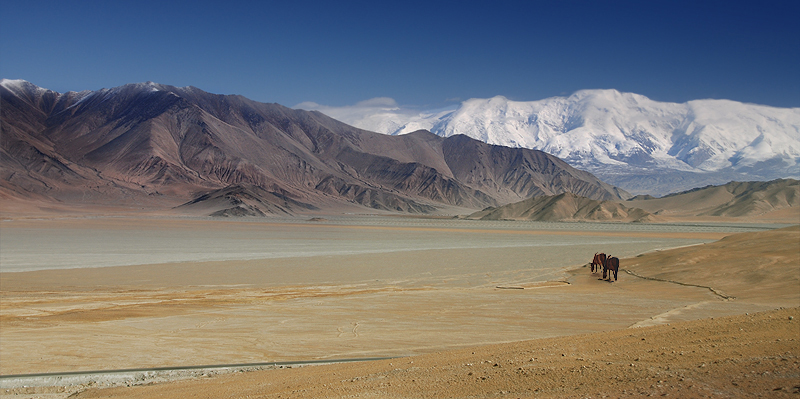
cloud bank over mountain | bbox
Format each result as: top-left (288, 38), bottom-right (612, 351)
top-left (295, 98), bottom-right (458, 138)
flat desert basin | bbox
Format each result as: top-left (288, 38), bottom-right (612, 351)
top-left (0, 216), bottom-right (795, 379)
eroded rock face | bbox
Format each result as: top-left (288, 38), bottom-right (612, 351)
top-left (1, 80), bottom-right (628, 216)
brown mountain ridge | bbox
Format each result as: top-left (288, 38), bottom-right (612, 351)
top-left (1, 80), bottom-right (628, 216)
top-left (470, 178), bottom-right (798, 223)
top-left (467, 192), bottom-right (661, 222)
top-left (626, 178), bottom-right (799, 220)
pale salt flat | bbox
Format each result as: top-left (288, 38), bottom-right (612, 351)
top-left (0, 216), bottom-right (779, 274)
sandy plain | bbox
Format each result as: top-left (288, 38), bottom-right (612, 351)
top-left (0, 217), bottom-right (798, 398)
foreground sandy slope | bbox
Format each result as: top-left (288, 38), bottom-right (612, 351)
top-left (29, 225), bottom-right (796, 399)
top-left (68, 307), bottom-right (799, 399)
top-left (624, 226), bottom-right (800, 306)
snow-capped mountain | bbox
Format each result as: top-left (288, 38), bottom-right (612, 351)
top-left (302, 90), bottom-right (800, 195)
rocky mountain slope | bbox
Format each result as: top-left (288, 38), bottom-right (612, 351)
top-left (304, 90), bottom-right (800, 196)
top-left (0, 80), bottom-right (628, 216)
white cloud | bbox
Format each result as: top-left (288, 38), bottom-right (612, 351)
top-left (351, 97), bottom-right (399, 108)
top-left (293, 98), bottom-right (456, 135)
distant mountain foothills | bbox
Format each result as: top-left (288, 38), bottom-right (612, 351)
top-left (627, 178), bottom-right (799, 219)
top-left (467, 192), bottom-right (661, 223)
top-left (471, 178), bottom-right (798, 222)
top-left (315, 91), bottom-right (800, 196)
top-left (1, 80), bottom-right (628, 217)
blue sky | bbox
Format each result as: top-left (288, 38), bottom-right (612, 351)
top-left (2, 0), bottom-right (798, 109)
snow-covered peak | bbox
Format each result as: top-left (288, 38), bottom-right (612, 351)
top-left (109, 81), bottom-right (165, 94)
top-left (137, 81), bottom-right (162, 92)
top-left (1, 79), bottom-right (55, 98)
top-left (1, 78), bottom-right (29, 89)
top-left (306, 90), bottom-right (800, 194)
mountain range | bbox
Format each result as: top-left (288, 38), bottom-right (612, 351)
top-left (302, 91), bottom-right (800, 196)
top-left (0, 80), bottom-right (627, 216)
